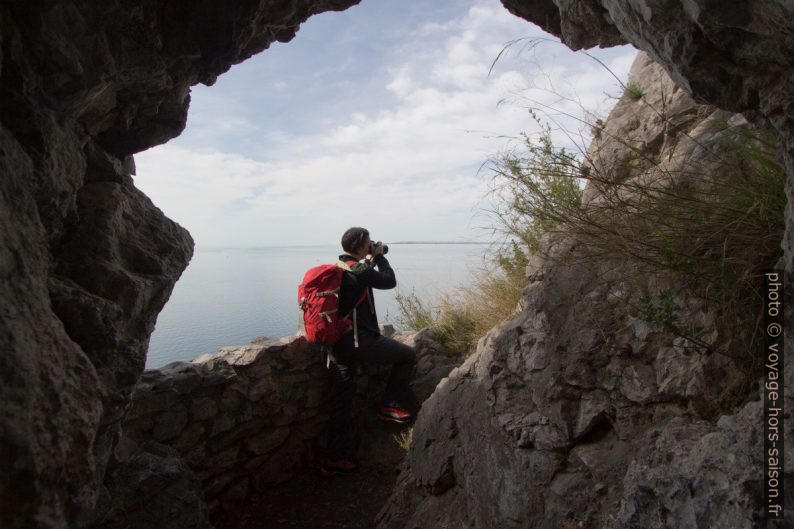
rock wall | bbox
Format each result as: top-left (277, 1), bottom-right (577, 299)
top-left (93, 329), bottom-right (455, 527)
top-left (0, 2), bottom-right (360, 528)
top-left (121, 337), bottom-right (328, 517)
top-left (376, 53), bottom-right (791, 529)
top-left (501, 0), bottom-right (794, 275)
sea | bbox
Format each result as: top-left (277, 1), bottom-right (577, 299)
top-left (145, 244), bottom-right (489, 368)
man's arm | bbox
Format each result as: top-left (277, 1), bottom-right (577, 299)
top-left (358, 254), bottom-right (396, 289)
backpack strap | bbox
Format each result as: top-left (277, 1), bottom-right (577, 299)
top-left (336, 259), bottom-right (370, 348)
top-left (337, 260), bottom-right (370, 305)
top-left (336, 259), bottom-right (371, 274)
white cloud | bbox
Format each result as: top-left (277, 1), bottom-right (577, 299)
top-left (134, 0), bottom-right (637, 247)
top-left (386, 67), bottom-right (415, 97)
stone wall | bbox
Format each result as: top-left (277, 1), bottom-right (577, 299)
top-left (123, 337), bottom-right (327, 514)
top-left (92, 328), bottom-right (456, 526)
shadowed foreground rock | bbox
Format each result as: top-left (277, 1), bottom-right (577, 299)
top-left (95, 328), bottom-right (456, 527)
top-left (95, 440), bottom-right (212, 529)
top-left (0, 1), bottom-right (360, 527)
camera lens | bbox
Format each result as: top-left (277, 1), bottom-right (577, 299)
top-left (369, 242), bottom-right (389, 255)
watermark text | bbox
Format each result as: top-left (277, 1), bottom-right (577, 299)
top-left (764, 270), bottom-right (784, 520)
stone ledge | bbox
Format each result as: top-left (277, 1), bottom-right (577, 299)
top-left (121, 328), bottom-right (457, 517)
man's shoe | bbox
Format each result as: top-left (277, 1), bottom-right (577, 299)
top-left (377, 402), bottom-right (412, 424)
top-left (318, 458), bottom-right (357, 477)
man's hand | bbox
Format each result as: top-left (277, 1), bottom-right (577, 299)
top-left (370, 241), bottom-right (385, 257)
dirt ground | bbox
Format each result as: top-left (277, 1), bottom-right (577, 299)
top-left (213, 394), bottom-right (411, 529)
top-left (213, 462), bottom-right (400, 529)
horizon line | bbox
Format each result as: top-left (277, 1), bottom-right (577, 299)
top-left (195, 241), bottom-right (492, 250)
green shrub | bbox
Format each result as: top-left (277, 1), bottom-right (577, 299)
top-left (491, 115), bottom-right (784, 368)
top-left (402, 87), bottom-right (784, 371)
top-left (397, 121), bottom-right (586, 356)
top-left (394, 289), bottom-right (435, 332)
top-left (486, 125), bottom-right (585, 253)
top-left (396, 242), bottom-right (528, 355)
top-left (624, 82), bottom-right (644, 100)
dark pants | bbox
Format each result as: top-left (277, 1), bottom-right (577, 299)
top-left (326, 333), bottom-right (416, 460)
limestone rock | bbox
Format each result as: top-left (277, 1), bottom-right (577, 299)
top-left (498, 0), bottom-right (794, 277)
top-left (0, 1), bottom-right (361, 526)
top-left (401, 329), bottom-right (459, 406)
top-left (376, 52), bottom-right (789, 529)
top-left (0, 121), bottom-right (105, 529)
top-left (93, 439), bottom-right (212, 529)
top-left (505, 0), bottom-right (625, 49)
top-left (614, 405), bottom-right (765, 529)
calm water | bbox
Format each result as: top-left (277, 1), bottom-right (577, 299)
top-left (145, 244), bottom-right (487, 368)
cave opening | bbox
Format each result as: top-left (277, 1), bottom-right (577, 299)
top-left (132, 0), bottom-right (636, 370)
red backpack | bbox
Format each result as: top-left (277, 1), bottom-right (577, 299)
top-left (298, 260), bottom-right (368, 346)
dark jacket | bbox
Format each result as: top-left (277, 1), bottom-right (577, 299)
top-left (336, 253), bottom-right (396, 347)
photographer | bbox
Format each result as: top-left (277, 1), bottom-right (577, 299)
top-left (320, 226), bottom-right (417, 477)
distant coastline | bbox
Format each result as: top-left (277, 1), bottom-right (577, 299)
top-left (196, 242), bottom-right (491, 251)
top-left (389, 241), bottom-right (489, 245)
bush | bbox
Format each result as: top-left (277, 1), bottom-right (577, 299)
top-left (401, 78), bottom-right (784, 370)
top-left (624, 82), bottom-right (644, 100)
top-left (396, 241), bottom-right (529, 355)
top-left (393, 427), bottom-right (413, 452)
top-left (394, 289), bottom-right (435, 332)
top-left (490, 114), bottom-right (784, 368)
top-left (486, 125), bottom-right (585, 253)
top-left (397, 123), bottom-right (586, 357)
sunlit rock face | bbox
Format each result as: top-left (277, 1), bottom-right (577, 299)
top-left (376, 52), bottom-right (791, 529)
top-left (501, 0), bottom-right (794, 274)
top-left (401, 2), bottom-right (794, 525)
top-left (502, 0), bottom-right (793, 114)
top-left (0, 1), bottom-right (359, 528)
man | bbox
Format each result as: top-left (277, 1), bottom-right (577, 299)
top-left (320, 227), bottom-right (417, 477)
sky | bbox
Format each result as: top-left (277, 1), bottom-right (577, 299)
top-left (134, 0), bottom-right (637, 248)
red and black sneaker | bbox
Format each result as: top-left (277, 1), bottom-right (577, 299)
top-left (377, 401), bottom-right (412, 424)
top-left (318, 458), bottom-right (358, 477)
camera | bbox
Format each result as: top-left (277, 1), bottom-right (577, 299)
top-left (369, 241), bottom-right (389, 255)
